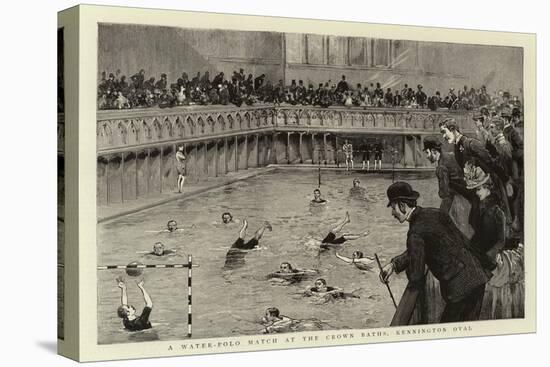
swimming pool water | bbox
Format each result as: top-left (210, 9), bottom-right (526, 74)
top-left (98, 169), bottom-right (439, 344)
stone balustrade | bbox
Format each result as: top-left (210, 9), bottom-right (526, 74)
top-left (57, 106), bottom-right (475, 206)
top-left (88, 105), bottom-right (473, 154)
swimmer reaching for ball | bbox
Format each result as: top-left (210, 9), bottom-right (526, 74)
top-left (335, 251), bottom-right (375, 271)
top-left (116, 277), bottom-right (153, 332)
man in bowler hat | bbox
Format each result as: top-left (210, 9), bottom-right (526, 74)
top-left (380, 182), bottom-right (489, 324)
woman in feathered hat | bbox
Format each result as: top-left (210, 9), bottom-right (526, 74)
top-left (464, 162), bottom-right (524, 320)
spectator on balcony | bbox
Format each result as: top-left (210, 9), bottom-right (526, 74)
top-left (374, 82), bottom-right (384, 106)
top-left (114, 91), bottom-right (130, 110)
top-left (337, 75), bottom-right (349, 94)
top-left (273, 79), bottom-right (285, 106)
top-left (244, 74), bottom-right (254, 95)
top-left (416, 84), bottom-right (427, 108)
top-left (117, 75), bottom-right (129, 95)
top-left (99, 72), bottom-right (115, 95)
top-left (295, 80), bottom-right (306, 104)
top-left (393, 90), bottom-right (402, 107)
top-left (200, 71), bottom-right (210, 89)
top-left (212, 72), bottom-right (224, 88)
top-left (189, 72), bottom-right (199, 89)
top-left (384, 88), bottom-right (394, 107)
top-left (130, 69), bottom-right (146, 90)
top-left (158, 89), bottom-right (173, 108)
top-left (219, 83), bottom-right (230, 105)
top-left (401, 84), bottom-right (409, 100)
top-left (154, 73), bottom-right (167, 92)
top-left (209, 85), bottom-right (220, 105)
top-left (175, 86), bottom-right (188, 106)
top-left (143, 77), bottom-right (156, 92)
top-left (254, 74), bottom-right (266, 91)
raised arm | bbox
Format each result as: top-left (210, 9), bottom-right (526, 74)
top-left (335, 252), bottom-right (353, 263)
top-left (117, 277), bottom-right (128, 306)
top-left (137, 280), bottom-right (153, 308)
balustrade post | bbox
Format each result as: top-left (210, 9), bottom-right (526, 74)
top-left (135, 150), bottom-right (139, 199)
top-left (159, 145), bottom-right (164, 192)
top-left (120, 153), bottom-right (124, 203)
top-left (214, 139), bottom-right (218, 177)
top-left (244, 135), bottom-right (249, 170)
top-left (323, 133), bottom-right (329, 165)
top-left (311, 133), bottom-right (316, 164)
top-left (105, 155), bottom-right (110, 204)
top-left (298, 132), bottom-right (304, 164)
top-left (146, 148), bottom-right (150, 194)
top-left (234, 135), bottom-right (239, 172)
top-left (286, 132), bottom-right (291, 164)
top-left (255, 134), bottom-right (260, 167)
top-left (272, 132), bottom-right (278, 165)
top-left (224, 138), bottom-right (228, 174)
top-left (203, 141), bottom-right (208, 178)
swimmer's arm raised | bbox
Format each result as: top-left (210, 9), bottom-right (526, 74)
top-left (117, 277), bottom-right (128, 306)
top-left (137, 280), bottom-right (153, 308)
top-left (335, 252), bottom-right (353, 263)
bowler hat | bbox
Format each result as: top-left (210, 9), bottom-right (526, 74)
top-left (386, 182), bottom-right (420, 207)
top-left (423, 136), bottom-right (441, 151)
top-left (472, 111), bottom-right (484, 120)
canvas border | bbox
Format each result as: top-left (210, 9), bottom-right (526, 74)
top-left (70, 4), bottom-right (536, 361)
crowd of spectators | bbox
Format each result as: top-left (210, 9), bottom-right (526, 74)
top-left (97, 69), bottom-right (523, 117)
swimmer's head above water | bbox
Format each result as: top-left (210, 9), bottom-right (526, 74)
top-left (279, 262), bottom-right (294, 273)
top-left (312, 189), bottom-right (324, 202)
top-left (221, 212), bottom-right (233, 224)
top-left (264, 307), bottom-right (281, 322)
top-left (352, 179), bottom-right (360, 188)
top-left (313, 278), bottom-right (328, 292)
top-left (166, 220), bottom-right (178, 232)
top-left (153, 242), bottom-right (165, 256)
top-left (117, 304), bottom-right (136, 319)
top-left (352, 251), bottom-right (364, 259)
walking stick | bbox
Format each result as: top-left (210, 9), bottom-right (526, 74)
top-left (375, 253), bottom-right (398, 309)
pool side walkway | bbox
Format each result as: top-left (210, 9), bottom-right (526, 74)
top-left (98, 167), bottom-right (277, 223)
top-left (98, 164), bottom-right (435, 223)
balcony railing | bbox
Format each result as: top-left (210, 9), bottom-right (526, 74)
top-left (57, 105), bottom-right (475, 154)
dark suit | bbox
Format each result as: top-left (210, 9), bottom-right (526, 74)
top-left (391, 207), bottom-right (488, 323)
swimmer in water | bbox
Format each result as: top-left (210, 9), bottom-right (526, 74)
top-left (223, 219), bottom-right (272, 269)
top-left (318, 212), bottom-right (370, 252)
top-left (116, 277), bottom-right (153, 332)
top-left (349, 178), bottom-right (367, 196)
top-left (260, 307), bottom-right (297, 334)
top-left (267, 262), bottom-right (319, 284)
top-left (259, 307), bottom-right (327, 334)
top-left (221, 212), bottom-right (242, 224)
top-left (349, 179), bottom-right (377, 202)
top-left (310, 188), bottom-right (327, 204)
top-left (156, 219), bottom-right (195, 233)
top-left (335, 251), bottom-right (375, 271)
top-left (303, 278), bottom-right (360, 302)
top-left (304, 278), bottom-right (344, 298)
top-left (136, 242), bottom-right (179, 257)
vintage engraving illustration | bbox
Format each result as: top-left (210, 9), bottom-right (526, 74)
top-left (57, 26), bottom-right (65, 341)
top-left (92, 23), bottom-right (525, 345)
